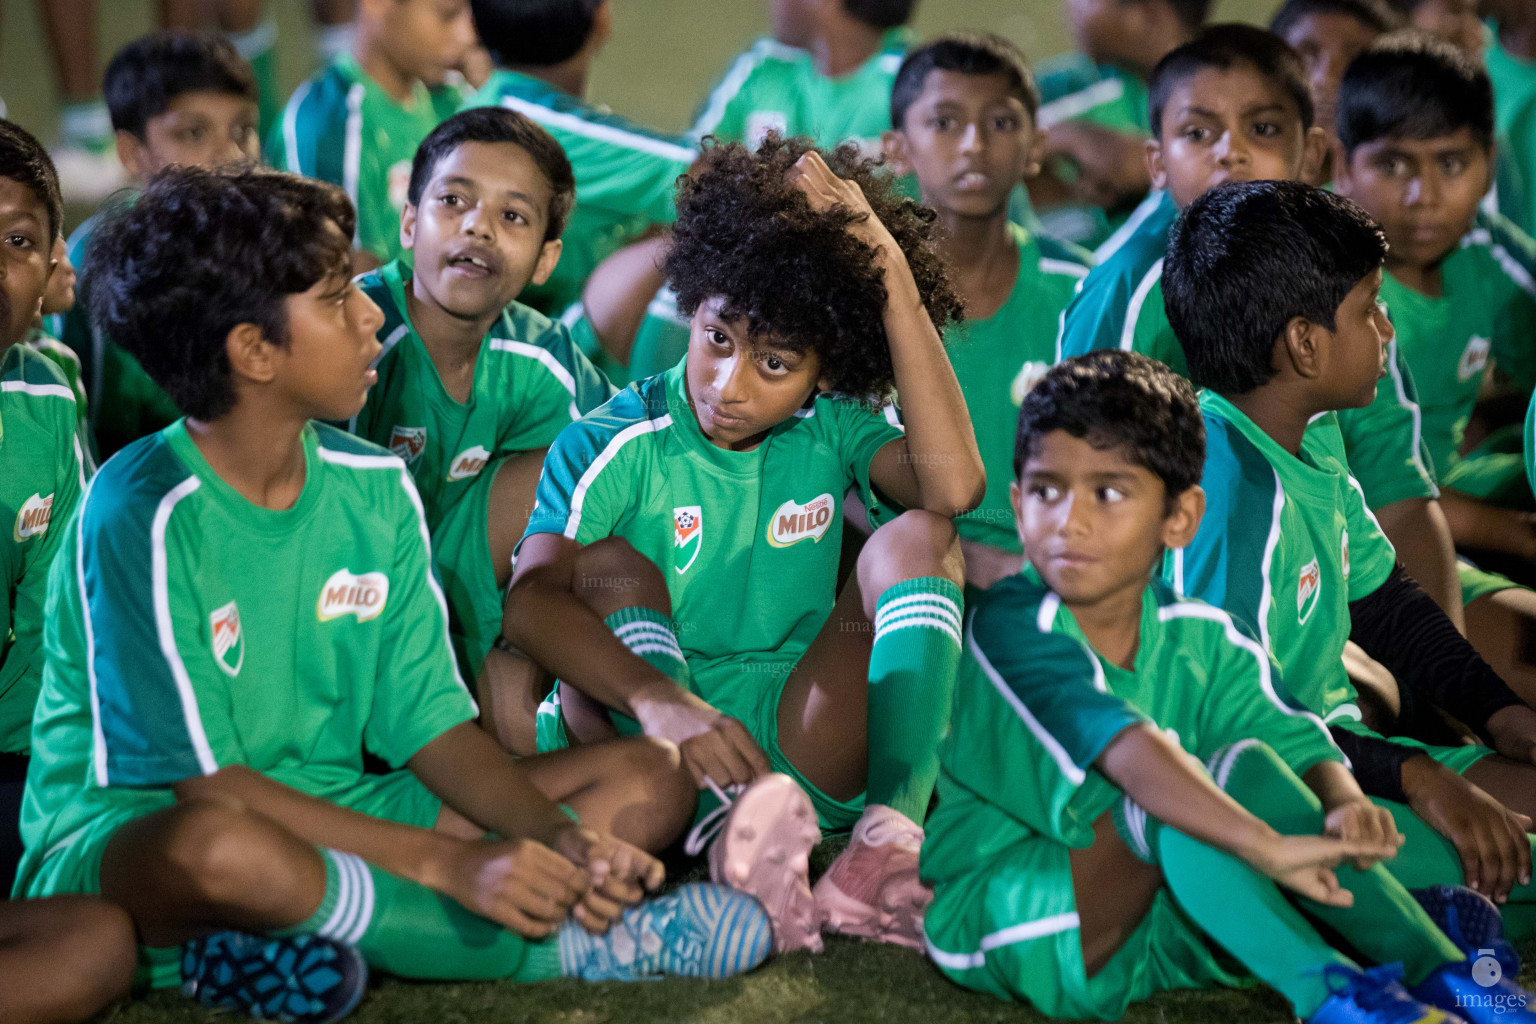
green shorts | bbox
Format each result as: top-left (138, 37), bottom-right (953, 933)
top-left (923, 834), bottom-right (1247, 1018)
top-left (1458, 558), bottom-right (1521, 606)
top-left (536, 654), bottom-right (864, 834)
top-left (1443, 425), bottom-right (1533, 508)
top-left (19, 771), bottom-right (441, 990)
top-left (1385, 734), bottom-right (1494, 775)
top-left (431, 457), bottom-right (508, 684)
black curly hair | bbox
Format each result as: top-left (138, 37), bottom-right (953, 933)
top-left (665, 135), bottom-right (961, 401)
top-left (1014, 350), bottom-right (1206, 504)
top-left (86, 166), bottom-right (354, 421)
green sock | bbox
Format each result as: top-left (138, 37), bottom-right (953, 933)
top-left (866, 577), bottom-right (963, 823)
top-left (280, 848), bottom-right (558, 981)
top-left (228, 20), bottom-right (280, 139)
top-left (604, 606), bottom-right (690, 738)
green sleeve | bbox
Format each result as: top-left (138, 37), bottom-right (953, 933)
top-left (1341, 463), bottom-right (1398, 602)
top-left (268, 76), bottom-right (349, 187)
top-left (363, 474), bottom-right (478, 768)
top-left (1335, 341), bottom-right (1439, 510)
top-left (689, 45), bottom-right (763, 144)
top-left (519, 415), bottom-right (637, 548)
top-left (1129, 280), bottom-right (1186, 376)
top-left (1057, 261), bottom-right (1186, 375)
top-left (835, 399), bottom-right (906, 526)
top-left (497, 320), bottom-right (618, 454)
top-left (1488, 241), bottom-right (1536, 395)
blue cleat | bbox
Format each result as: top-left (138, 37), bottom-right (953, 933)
top-left (1410, 956), bottom-right (1536, 1023)
top-left (1307, 964), bottom-right (1466, 1024)
top-left (559, 881), bottom-right (773, 981)
top-left (181, 931), bottom-right (367, 1024)
top-left (1412, 886), bottom-right (1520, 979)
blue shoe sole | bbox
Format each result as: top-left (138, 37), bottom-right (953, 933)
top-left (182, 932), bottom-right (368, 1024)
top-left (1413, 885), bottom-right (1520, 976)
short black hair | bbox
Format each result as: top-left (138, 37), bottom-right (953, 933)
top-left (1164, 179), bottom-right (1387, 396)
top-left (1013, 350), bottom-right (1205, 501)
top-left (104, 30), bottom-right (257, 140)
top-left (1270, 0), bottom-right (1400, 38)
top-left (1148, 24), bottom-right (1314, 137)
top-left (890, 33), bottom-right (1040, 130)
top-left (408, 107), bottom-right (576, 241)
top-left (85, 167), bottom-right (355, 421)
top-left (1160, 0), bottom-right (1215, 29)
top-left (0, 120), bottom-right (62, 243)
top-left (470, 0), bottom-right (603, 67)
top-left (843, 0), bottom-right (917, 30)
top-left (1335, 30), bottom-right (1493, 156)
top-left (666, 136), bottom-right (962, 401)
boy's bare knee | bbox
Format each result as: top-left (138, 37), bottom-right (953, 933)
top-left (858, 510), bottom-right (963, 595)
top-left (155, 799), bottom-right (308, 911)
top-left (573, 537), bottom-right (670, 616)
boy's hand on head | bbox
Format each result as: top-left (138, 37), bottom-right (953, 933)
top-left (436, 836), bottom-right (589, 937)
top-left (787, 151), bottom-right (903, 267)
top-left (632, 685), bottom-right (770, 788)
top-left (549, 824), bottom-right (665, 935)
top-left (1323, 800), bottom-right (1405, 869)
top-left (1402, 755), bottom-right (1533, 903)
top-left (1487, 705), bottom-right (1536, 766)
top-left (1246, 833), bottom-right (1399, 907)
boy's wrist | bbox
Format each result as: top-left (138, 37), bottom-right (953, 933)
top-left (1398, 752), bottom-right (1442, 799)
top-left (414, 831), bottom-right (471, 893)
top-left (627, 675), bottom-right (691, 718)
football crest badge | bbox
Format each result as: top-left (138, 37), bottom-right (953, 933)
top-left (210, 601), bottom-right (244, 677)
top-left (674, 506), bottom-right (702, 574)
top-left (1458, 335), bottom-right (1491, 382)
top-left (388, 425), bottom-right (426, 463)
top-left (1298, 558), bottom-right (1321, 623)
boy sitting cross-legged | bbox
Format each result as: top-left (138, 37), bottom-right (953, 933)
top-left (923, 348), bottom-right (1536, 1023)
top-left (14, 166), bottom-right (771, 1023)
top-left (498, 137), bottom-right (984, 953)
top-left (348, 106), bottom-right (615, 694)
top-left (1165, 179), bottom-right (1536, 941)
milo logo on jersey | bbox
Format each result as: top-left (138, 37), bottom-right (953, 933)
top-left (1297, 558), bottom-right (1321, 623)
top-left (317, 570), bottom-right (390, 622)
top-left (1459, 335), bottom-right (1491, 382)
top-left (388, 425), bottom-right (426, 463)
top-left (768, 493), bottom-right (835, 548)
top-left (210, 600), bottom-right (244, 677)
top-left (447, 445), bottom-right (491, 481)
top-left (674, 506), bottom-right (702, 574)
top-left (12, 492), bottom-right (53, 542)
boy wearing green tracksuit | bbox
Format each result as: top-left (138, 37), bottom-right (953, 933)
top-left (349, 108), bottom-right (614, 686)
top-left (16, 165), bottom-right (770, 1020)
top-left (924, 349), bottom-right (1535, 1024)
top-left (269, 0), bottom-right (475, 268)
top-left (883, 34), bottom-right (1089, 588)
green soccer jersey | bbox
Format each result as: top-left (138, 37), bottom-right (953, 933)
top-left (1376, 235), bottom-right (1536, 495)
top-left (690, 28), bottom-right (910, 154)
top-left (1167, 392), bottom-right (1398, 725)
top-left (922, 569), bottom-right (1340, 1011)
top-left (16, 420), bottom-right (477, 896)
top-left (949, 224), bottom-right (1089, 552)
top-left (269, 55), bottom-right (464, 265)
top-left (60, 210), bottom-right (181, 460)
top-left (1, 345), bottom-right (86, 755)
top-left (350, 261), bottom-right (615, 525)
top-left (466, 70), bottom-right (696, 317)
top-left (1488, 29), bottom-right (1536, 236)
top-left (1055, 190), bottom-right (1183, 373)
top-left (22, 328), bottom-right (97, 475)
top-left (1036, 53), bottom-right (1152, 136)
top-left (521, 361), bottom-right (903, 706)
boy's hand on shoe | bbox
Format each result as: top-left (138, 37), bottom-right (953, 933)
top-left (1244, 832), bottom-right (1399, 907)
top-left (436, 836), bottom-right (589, 937)
top-left (787, 151), bottom-right (904, 272)
top-left (550, 824), bottom-right (666, 935)
top-left (1402, 755), bottom-right (1533, 902)
top-left (1486, 705), bottom-right (1536, 765)
top-left (633, 684), bottom-right (769, 788)
top-left (1323, 800), bottom-right (1406, 869)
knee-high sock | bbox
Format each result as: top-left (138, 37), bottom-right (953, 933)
top-left (278, 848), bottom-right (560, 982)
top-left (866, 578), bottom-right (963, 823)
top-left (604, 607), bottom-right (690, 739)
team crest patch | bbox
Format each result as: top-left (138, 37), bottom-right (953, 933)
top-left (1459, 335), bottom-right (1491, 382)
top-left (210, 600), bottom-right (244, 677)
top-left (317, 569), bottom-right (390, 623)
top-left (768, 493), bottom-right (836, 548)
top-left (13, 492), bottom-right (53, 542)
top-left (447, 445), bottom-right (491, 481)
top-left (1010, 361), bottom-right (1051, 407)
top-left (674, 506), bottom-right (702, 574)
top-left (388, 425), bottom-right (426, 463)
top-left (1341, 530), bottom-right (1351, 580)
top-left (1298, 558), bottom-right (1321, 623)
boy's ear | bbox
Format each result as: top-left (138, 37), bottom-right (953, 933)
top-left (882, 130), bottom-right (914, 177)
top-left (1279, 314), bottom-right (1325, 380)
top-left (399, 203), bottom-right (418, 252)
top-left (1024, 127), bottom-right (1046, 180)
top-left (530, 238), bottom-right (563, 287)
top-left (590, 0), bottom-right (613, 50)
top-left (1299, 126), bottom-right (1330, 187)
top-left (224, 321), bottom-right (279, 387)
top-left (1009, 479), bottom-right (1028, 551)
top-left (1161, 484), bottom-right (1205, 551)
top-left (115, 130), bottom-right (149, 181)
top-left (1145, 137), bottom-right (1168, 192)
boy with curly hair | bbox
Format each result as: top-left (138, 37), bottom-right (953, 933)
top-left (500, 136), bottom-right (983, 953)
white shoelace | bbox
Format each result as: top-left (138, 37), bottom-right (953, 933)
top-left (683, 777), bottom-right (743, 857)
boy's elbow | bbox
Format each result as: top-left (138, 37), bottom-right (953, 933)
top-left (936, 464), bottom-right (986, 518)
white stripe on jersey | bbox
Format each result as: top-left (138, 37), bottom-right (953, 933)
top-left (78, 476), bottom-right (109, 788)
top-left (349, 323), bottom-right (409, 433)
top-left (1037, 77), bottom-right (1125, 130)
top-left (563, 414), bottom-right (674, 540)
top-left (1383, 338), bottom-right (1437, 496)
top-left (1038, 257), bottom-right (1090, 279)
top-left (280, 79), bottom-right (316, 174)
top-left (691, 42), bottom-right (780, 139)
top-left (491, 339), bottom-right (581, 420)
top-left (1463, 228), bottom-right (1536, 299)
top-left (2, 380), bottom-right (75, 401)
top-left (1120, 259), bottom-right (1163, 352)
top-left (966, 609), bottom-right (1088, 785)
top-left (498, 95), bottom-right (696, 164)
top-left (1257, 467), bottom-right (1284, 655)
top-left (151, 475), bottom-right (220, 777)
top-left (1094, 190), bottom-right (1165, 264)
top-left (342, 83), bottom-right (366, 245)
top-left (924, 912), bottom-right (1082, 970)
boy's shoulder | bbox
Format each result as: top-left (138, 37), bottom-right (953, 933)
top-left (1091, 190), bottom-right (1177, 270)
top-left (1459, 212), bottom-right (1536, 299)
top-left (472, 70), bottom-right (694, 156)
top-left (3, 342), bottom-right (72, 391)
top-left (285, 56), bottom-right (363, 116)
top-left (1032, 230), bottom-right (1095, 278)
top-left (965, 571), bottom-right (1077, 662)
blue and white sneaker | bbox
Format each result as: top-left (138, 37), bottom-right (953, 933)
top-left (1413, 886), bottom-right (1520, 978)
top-left (1307, 964), bottom-right (1465, 1024)
top-left (559, 881), bottom-right (772, 981)
top-left (181, 931), bottom-right (367, 1023)
top-left (1410, 956), bottom-right (1536, 1023)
